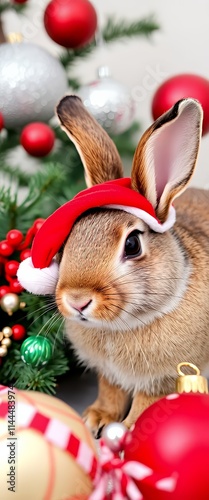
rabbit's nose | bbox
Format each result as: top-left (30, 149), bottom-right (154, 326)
top-left (68, 299), bottom-right (92, 313)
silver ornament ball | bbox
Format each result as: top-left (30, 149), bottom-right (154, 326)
top-left (102, 422), bottom-right (128, 452)
top-left (78, 66), bottom-right (135, 135)
top-left (0, 42), bottom-right (68, 128)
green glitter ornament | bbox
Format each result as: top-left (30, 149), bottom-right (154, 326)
top-left (20, 336), bottom-right (52, 367)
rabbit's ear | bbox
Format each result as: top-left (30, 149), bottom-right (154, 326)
top-left (56, 95), bottom-right (123, 187)
top-left (131, 98), bottom-right (203, 222)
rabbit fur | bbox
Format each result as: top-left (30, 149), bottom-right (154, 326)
top-left (55, 96), bottom-right (209, 435)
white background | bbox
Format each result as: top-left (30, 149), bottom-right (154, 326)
top-left (3, 0), bottom-right (209, 188)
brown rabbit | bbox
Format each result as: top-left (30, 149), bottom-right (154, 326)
top-left (20, 95), bottom-right (209, 437)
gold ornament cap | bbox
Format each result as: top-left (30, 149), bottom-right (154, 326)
top-left (176, 362), bottom-right (208, 394)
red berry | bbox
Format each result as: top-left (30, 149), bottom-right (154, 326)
top-left (5, 260), bottom-right (19, 277)
top-left (5, 274), bottom-right (13, 283)
top-left (20, 122), bottom-right (55, 157)
top-left (20, 249), bottom-right (31, 261)
top-left (0, 240), bottom-right (14, 256)
top-left (6, 229), bottom-right (23, 247)
top-left (0, 285), bottom-right (11, 298)
top-left (12, 324), bottom-right (26, 341)
top-left (33, 218), bottom-right (45, 233)
top-left (9, 280), bottom-right (24, 294)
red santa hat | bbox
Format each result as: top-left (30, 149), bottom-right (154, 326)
top-left (17, 178), bottom-right (176, 295)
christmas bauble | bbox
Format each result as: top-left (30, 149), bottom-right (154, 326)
top-left (20, 122), bottom-right (55, 157)
top-left (44, 0), bottom-right (97, 49)
top-left (0, 293), bottom-right (20, 315)
top-left (0, 42), bottom-right (68, 128)
top-left (79, 66), bottom-right (135, 134)
top-left (125, 393), bottom-right (209, 499)
top-left (152, 74), bottom-right (209, 136)
top-left (12, 324), bottom-right (26, 341)
top-left (20, 336), bottom-right (52, 366)
top-left (0, 112), bottom-right (4, 131)
top-left (0, 386), bottom-right (97, 499)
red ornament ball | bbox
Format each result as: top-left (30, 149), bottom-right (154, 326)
top-left (12, 324), bottom-right (26, 341)
top-left (44, 0), bottom-right (97, 49)
top-left (5, 260), bottom-right (19, 277)
top-left (6, 229), bottom-right (23, 247)
top-left (0, 112), bottom-right (4, 131)
top-left (125, 393), bottom-right (209, 499)
top-left (152, 74), bottom-right (209, 136)
top-left (0, 241), bottom-right (14, 257)
top-left (20, 123), bottom-right (55, 157)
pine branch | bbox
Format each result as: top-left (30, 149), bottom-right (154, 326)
top-left (0, 163), bottom-right (31, 185)
top-left (102, 15), bottom-right (159, 42)
top-left (17, 162), bottom-right (65, 215)
top-left (59, 14), bottom-right (159, 69)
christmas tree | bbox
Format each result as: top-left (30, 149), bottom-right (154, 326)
top-left (0, 0), bottom-right (159, 393)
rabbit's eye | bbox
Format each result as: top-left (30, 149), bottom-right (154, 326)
top-left (124, 230), bottom-right (142, 259)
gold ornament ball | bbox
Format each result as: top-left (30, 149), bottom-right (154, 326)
top-left (0, 345), bottom-right (7, 357)
top-left (0, 293), bottom-right (19, 315)
top-left (2, 326), bottom-right (13, 337)
top-left (1, 338), bottom-right (12, 348)
top-left (0, 388), bottom-right (97, 499)
top-left (0, 332), bottom-right (3, 342)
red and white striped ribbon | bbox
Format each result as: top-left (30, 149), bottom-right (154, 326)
top-left (89, 439), bottom-right (177, 500)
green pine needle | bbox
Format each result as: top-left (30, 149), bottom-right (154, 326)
top-left (102, 15), bottom-right (160, 42)
top-left (59, 14), bottom-right (159, 69)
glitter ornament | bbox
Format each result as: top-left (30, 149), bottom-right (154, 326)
top-left (0, 42), bottom-right (68, 128)
top-left (20, 336), bottom-right (52, 367)
top-left (79, 66), bottom-right (135, 135)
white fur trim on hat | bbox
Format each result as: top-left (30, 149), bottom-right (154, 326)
top-left (17, 257), bottom-right (59, 295)
top-left (104, 204), bottom-right (176, 232)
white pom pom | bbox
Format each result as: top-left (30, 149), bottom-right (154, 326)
top-left (17, 257), bottom-right (59, 295)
